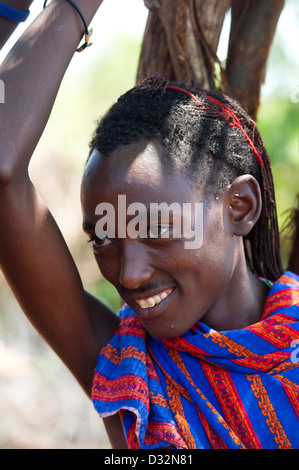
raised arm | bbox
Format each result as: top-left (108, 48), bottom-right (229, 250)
top-left (0, 0), bottom-right (34, 50)
top-left (0, 0), bottom-right (119, 397)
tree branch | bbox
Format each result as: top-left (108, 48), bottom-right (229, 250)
top-left (226, 0), bottom-right (285, 119)
top-left (137, 0), bottom-right (229, 87)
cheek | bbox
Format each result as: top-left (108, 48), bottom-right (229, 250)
top-left (201, 208), bottom-right (233, 262)
top-left (94, 252), bottom-right (120, 284)
top-left (175, 221), bottom-right (234, 284)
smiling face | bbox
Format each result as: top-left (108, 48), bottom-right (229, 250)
top-left (81, 139), bottom-right (256, 338)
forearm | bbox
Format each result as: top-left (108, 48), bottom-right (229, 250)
top-left (0, 0), bottom-right (103, 181)
top-left (0, 0), bottom-right (33, 49)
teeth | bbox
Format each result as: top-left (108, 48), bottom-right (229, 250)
top-left (147, 297), bottom-right (156, 308)
top-left (136, 289), bottom-right (172, 309)
top-left (153, 295), bottom-right (162, 304)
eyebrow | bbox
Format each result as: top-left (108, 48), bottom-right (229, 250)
top-left (82, 207), bottom-right (182, 233)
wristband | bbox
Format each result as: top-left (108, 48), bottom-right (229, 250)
top-left (0, 2), bottom-right (30, 22)
top-left (44, 0), bottom-right (93, 53)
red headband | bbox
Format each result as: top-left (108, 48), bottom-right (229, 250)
top-left (166, 85), bottom-right (263, 167)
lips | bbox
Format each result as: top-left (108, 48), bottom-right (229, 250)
top-left (135, 287), bottom-right (173, 309)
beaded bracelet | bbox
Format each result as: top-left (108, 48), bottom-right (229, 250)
top-left (0, 2), bottom-right (30, 22)
top-left (43, 0), bottom-right (93, 52)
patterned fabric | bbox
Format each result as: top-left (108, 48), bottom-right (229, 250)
top-left (92, 272), bottom-right (299, 449)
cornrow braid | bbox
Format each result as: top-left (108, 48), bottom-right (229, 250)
top-left (90, 74), bottom-right (283, 282)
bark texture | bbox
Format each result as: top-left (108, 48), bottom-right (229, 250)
top-left (137, 0), bottom-right (285, 120)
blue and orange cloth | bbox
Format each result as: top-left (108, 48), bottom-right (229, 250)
top-left (92, 271), bottom-right (299, 449)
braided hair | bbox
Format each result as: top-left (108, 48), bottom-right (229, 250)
top-left (89, 74), bottom-right (283, 282)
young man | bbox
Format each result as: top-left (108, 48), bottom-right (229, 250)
top-left (0, 1), bottom-right (298, 449)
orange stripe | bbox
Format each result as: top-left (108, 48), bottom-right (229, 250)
top-left (262, 289), bottom-right (299, 320)
top-left (201, 363), bottom-right (262, 448)
top-left (100, 344), bottom-right (147, 365)
top-left (246, 375), bottom-right (293, 448)
top-left (197, 406), bottom-right (228, 449)
top-left (166, 348), bottom-right (244, 448)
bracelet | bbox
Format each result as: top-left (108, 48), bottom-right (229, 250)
top-left (43, 0), bottom-right (93, 52)
top-left (0, 2), bottom-right (30, 22)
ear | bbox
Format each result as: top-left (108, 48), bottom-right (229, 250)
top-left (225, 175), bottom-right (262, 236)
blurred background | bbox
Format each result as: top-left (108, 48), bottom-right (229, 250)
top-left (0, 0), bottom-right (298, 449)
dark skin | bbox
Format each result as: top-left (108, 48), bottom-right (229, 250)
top-left (0, 0), bottom-right (34, 50)
top-left (81, 140), bottom-right (268, 336)
top-left (0, 1), bottom-right (269, 449)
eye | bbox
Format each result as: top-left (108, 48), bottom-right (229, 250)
top-left (147, 224), bottom-right (171, 238)
top-left (88, 236), bottom-right (113, 251)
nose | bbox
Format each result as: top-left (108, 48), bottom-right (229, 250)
top-left (118, 243), bottom-right (154, 291)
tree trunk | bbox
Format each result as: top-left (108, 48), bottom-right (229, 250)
top-left (137, 0), bottom-right (285, 120)
top-left (226, 0), bottom-right (285, 119)
top-left (137, 0), bottom-right (230, 90)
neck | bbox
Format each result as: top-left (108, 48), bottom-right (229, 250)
top-left (202, 265), bottom-right (270, 332)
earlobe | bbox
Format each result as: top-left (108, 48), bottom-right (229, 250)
top-left (226, 175), bottom-right (262, 236)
